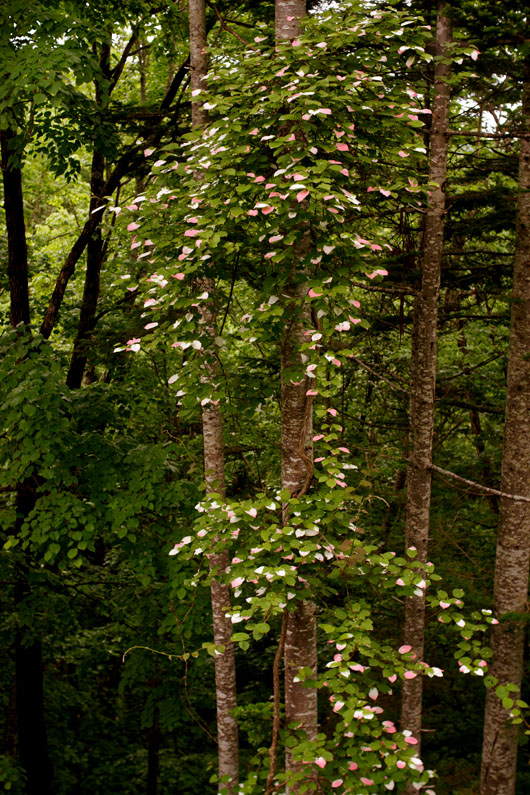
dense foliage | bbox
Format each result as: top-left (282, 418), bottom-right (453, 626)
top-left (1, 0), bottom-right (529, 793)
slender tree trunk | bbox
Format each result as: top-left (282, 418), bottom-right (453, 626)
top-left (2, 125), bottom-right (53, 795)
top-left (14, 483), bottom-right (53, 795)
top-left (66, 42), bottom-right (110, 387)
top-left (281, 280), bottom-right (317, 795)
top-left (1, 128), bottom-right (30, 328)
top-left (146, 707), bottom-right (160, 795)
top-left (480, 56), bottom-right (530, 795)
top-left (66, 149), bottom-right (105, 388)
top-left (274, 3), bottom-right (317, 793)
top-left (401, 2), bottom-right (452, 767)
top-left (188, 2), bottom-right (238, 790)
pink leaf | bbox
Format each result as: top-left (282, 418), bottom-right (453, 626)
top-left (172, 273), bottom-right (185, 280)
top-left (404, 671), bottom-right (417, 680)
top-left (315, 757), bottom-right (326, 769)
top-left (296, 190), bottom-right (309, 202)
top-left (336, 143), bottom-right (349, 151)
top-left (247, 209), bottom-right (258, 216)
top-left (331, 781), bottom-right (343, 789)
top-left (399, 645), bottom-right (412, 654)
top-left (127, 222), bottom-right (140, 232)
top-left (261, 205), bottom-right (274, 215)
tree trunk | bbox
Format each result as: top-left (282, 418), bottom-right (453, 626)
top-left (66, 42), bottom-right (110, 387)
top-left (66, 149), bottom-right (105, 388)
top-left (480, 55), bottom-right (530, 795)
top-left (2, 123), bottom-right (53, 795)
top-left (146, 707), bottom-right (160, 795)
top-left (274, 4), bottom-right (317, 792)
top-left (401, 1), bottom-right (452, 767)
top-left (14, 482), bottom-right (53, 795)
top-left (281, 280), bottom-right (317, 795)
top-left (1, 128), bottom-right (30, 328)
top-left (188, 2), bottom-right (239, 791)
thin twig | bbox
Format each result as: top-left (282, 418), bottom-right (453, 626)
top-left (350, 355), bottom-right (409, 394)
top-left (266, 611), bottom-right (289, 795)
top-left (209, 3), bottom-right (259, 50)
top-left (219, 256), bottom-right (239, 335)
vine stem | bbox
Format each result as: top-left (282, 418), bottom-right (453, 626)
top-left (266, 610), bottom-right (289, 795)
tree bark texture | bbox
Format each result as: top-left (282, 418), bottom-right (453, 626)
top-left (401, 1), bottom-right (452, 762)
top-left (275, 0), bottom-right (306, 40)
top-left (480, 56), bottom-right (530, 795)
top-left (189, 2), bottom-right (239, 790)
top-left (1, 128), bottom-right (31, 328)
top-left (281, 281), bottom-right (317, 795)
top-left (274, 3), bottom-right (317, 792)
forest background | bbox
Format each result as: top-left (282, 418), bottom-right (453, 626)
top-left (1, 0), bottom-right (529, 794)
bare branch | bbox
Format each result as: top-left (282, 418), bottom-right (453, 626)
top-left (431, 463), bottom-right (530, 503)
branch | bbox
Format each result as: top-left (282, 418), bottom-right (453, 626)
top-left (350, 355), bottom-right (409, 394)
top-left (208, 3), bottom-right (259, 50)
top-left (448, 129), bottom-right (530, 139)
top-left (39, 147), bottom-right (142, 339)
top-left (430, 463), bottom-right (530, 503)
top-left (437, 353), bottom-right (503, 382)
top-left (110, 29), bottom-right (139, 92)
top-left (349, 280), bottom-right (417, 296)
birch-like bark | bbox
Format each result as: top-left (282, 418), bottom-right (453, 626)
top-left (275, 2), bottom-right (317, 792)
top-left (401, 2), bottom-right (451, 764)
top-left (189, 1), bottom-right (238, 790)
top-left (480, 56), bottom-right (530, 795)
